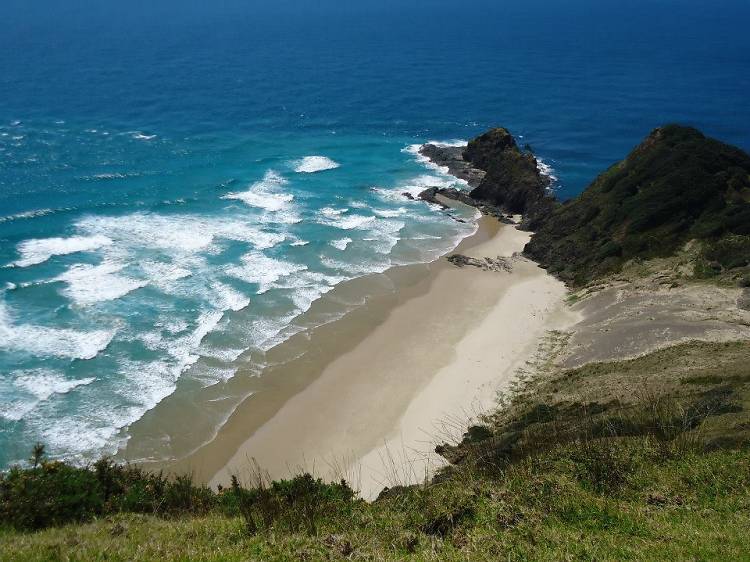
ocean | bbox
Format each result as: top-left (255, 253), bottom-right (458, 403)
top-left (1, 0), bottom-right (749, 468)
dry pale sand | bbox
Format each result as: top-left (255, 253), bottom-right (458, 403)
top-left (202, 215), bottom-right (576, 498)
top-left (560, 277), bottom-right (750, 369)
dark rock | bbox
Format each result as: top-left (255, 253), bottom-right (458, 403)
top-left (417, 187), bottom-right (449, 209)
top-left (463, 128), bottom-right (556, 230)
top-left (434, 187), bottom-right (477, 206)
top-left (447, 254), bottom-right (513, 272)
top-left (419, 144), bottom-right (486, 187)
top-left (418, 132), bottom-right (550, 227)
top-left (401, 192), bottom-right (415, 200)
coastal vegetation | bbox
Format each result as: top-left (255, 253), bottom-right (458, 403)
top-left (3, 340), bottom-right (750, 560)
top-left (524, 125), bottom-right (750, 285)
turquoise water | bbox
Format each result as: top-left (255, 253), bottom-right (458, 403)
top-left (1, 0), bottom-right (749, 467)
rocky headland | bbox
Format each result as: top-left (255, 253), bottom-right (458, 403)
top-left (420, 124), bottom-right (750, 290)
top-left (418, 127), bottom-right (556, 229)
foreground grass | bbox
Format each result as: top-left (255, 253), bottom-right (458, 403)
top-left (3, 340), bottom-right (750, 561)
top-left (2, 441), bottom-right (749, 561)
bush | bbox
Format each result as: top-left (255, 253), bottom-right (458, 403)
top-left (0, 445), bottom-right (359, 532)
top-left (702, 235), bottom-right (750, 270)
top-left (0, 462), bottom-right (104, 530)
top-left (0, 449), bottom-right (219, 531)
top-left (232, 473), bottom-right (356, 536)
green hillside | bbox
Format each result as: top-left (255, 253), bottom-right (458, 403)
top-left (525, 125), bottom-right (750, 285)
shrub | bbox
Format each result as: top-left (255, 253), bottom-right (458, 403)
top-left (232, 473), bottom-right (356, 536)
top-left (0, 462), bottom-right (104, 530)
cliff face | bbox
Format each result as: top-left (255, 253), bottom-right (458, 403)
top-left (524, 125), bottom-right (750, 285)
top-left (463, 128), bottom-right (557, 230)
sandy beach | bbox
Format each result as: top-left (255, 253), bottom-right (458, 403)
top-left (152, 209), bottom-right (574, 498)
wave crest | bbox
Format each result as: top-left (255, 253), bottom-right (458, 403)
top-left (294, 156), bottom-right (340, 173)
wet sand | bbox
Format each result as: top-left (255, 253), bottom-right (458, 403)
top-left (155, 212), bottom-right (574, 498)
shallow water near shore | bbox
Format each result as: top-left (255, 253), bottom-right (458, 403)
top-left (1, 0), bottom-right (749, 468)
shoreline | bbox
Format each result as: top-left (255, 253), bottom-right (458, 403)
top-left (144, 208), bottom-right (573, 497)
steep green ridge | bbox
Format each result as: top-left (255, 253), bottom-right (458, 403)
top-left (524, 125), bottom-right (750, 285)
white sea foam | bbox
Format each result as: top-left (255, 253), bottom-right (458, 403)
top-left (11, 234), bottom-right (113, 267)
top-left (536, 158), bottom-right (559, 185)
top-left (211, 282), bottom-right (251, 312)
top-left (330, 238), bottom-right (352, 251)
top-left (0, 208), bottom-right (58, 224)
top-left (290, 285), bottom-right (334, 313)
top-left (226, 251), bottom-right (307, 294)
top-left (198, 346), bottom-right (246, 362)
top-left (427, 139), bottom-right (468, 148)
top-left (192, 366), bottom-right (238, 387)
top-left (0, 301), bottom-right (115, 360)
top-left (264, 208), bottom-right (303, 225)
top-left (39, 416), bottom-right (123, 463)
top-left (373, 207), bottom-right (407, 218)
top-left (320, 254), bottom-right (391, 276)
top-left (222, 170), bottom-right (294, 212)
top-left (294, 156), bottom-right (340, 173)
top-left (160, 318), bottom-right (190, 334)
top-left (78, 212), bottom-right (286, 256)
top-left (246, 313), bottom-right (300, 352)
top-left (94, 173), bottom-right (126, 180)
top-left (132, 132), bottom-right (156, 141)
top-left (320, 206), bottom-right (349, 218)
top-left (34, 357), bottom-right (187, 460)
top-left (319, 213), bottom-right (375, 230)
top-left (139, 310), bottom-right (226, 390)
top-left (289, 239), bottom-right (309, 247)
top-left (364, 219), bottom-right (405, 255)
top-left (1, 371), bottom-right (96, 422)
top-left (140, 261), bottom-right (192, 285)
top-left (186, 311), bottom-right (225, 351)
top-left (55, 261), bottom-right (147, 306)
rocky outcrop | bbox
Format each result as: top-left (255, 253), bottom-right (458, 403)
top-left (419, 128), bottom-right (556, 230)
top-left (417, 187), bottom-right (514, 223)
top-left (418, 144), bottom-right (486, 188)
top-left (417, 186), bottom-right (475, 208)
top-left (446, 254), bottom-right (514, 273)
top-left (463, 128), bottom-right (556, 230)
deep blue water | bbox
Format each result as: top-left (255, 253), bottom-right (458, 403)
top-left (1, 0), bottom-right (749, 467)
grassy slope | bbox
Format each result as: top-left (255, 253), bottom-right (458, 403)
top-left (2, 446), bottom-right (748, 561)
top-left (4, 341), bottom-right (750, 561)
